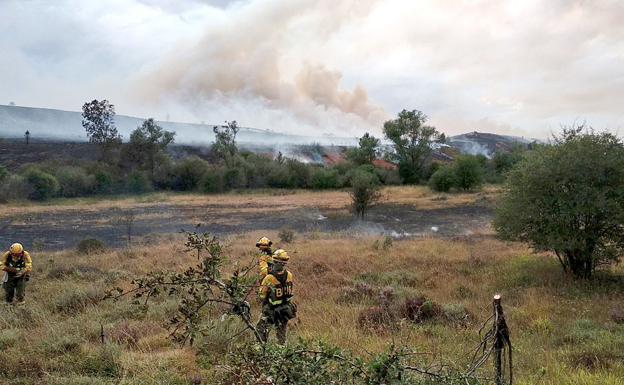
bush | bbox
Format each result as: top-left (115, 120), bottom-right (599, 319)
top-left (286, 159), bottom-right (311, 188)
top-left (495, 128), bottom-right (624, 278)
top-left (93, 169), bottom-right (114, 194)
top-left (0, 165), bottom-right (8, 182)
top-left (76, 238), bottom-right (106, 254)
top-left (223, 165), bottom-right (247, 190)
top-left (311, 168), bottom-right (339, 189)
top-left (453, 155), bottom-right (483, 191)
top-left (202, 167), bottom-right (225, 193)
top-left (428, 165), bottom-right (456, 192)
top-left (0, 174), bottom-right (32, 202)
top-left (172, 156), bottom-right (209, 190)
top-left (278, 228), bottom-right (295, 243)
top-left (126, 170), bottom-right (152, 193)
top-left (23, 168), bottom-right (60, 200)
top-left (350, 171), bottom-right (381, 218)
top-left (55, 166), bottom-right (96, 197)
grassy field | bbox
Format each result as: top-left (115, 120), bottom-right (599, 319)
top-left (1, 226), bottom-right (623, 384)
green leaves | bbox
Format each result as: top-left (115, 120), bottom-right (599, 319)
top-left (495, 129), bottom-right (624, 278)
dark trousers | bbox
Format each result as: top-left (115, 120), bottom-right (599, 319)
top-left (3, 276), bottom-right (26, 303)
top-left (257, 305), bottom-right (288, 344)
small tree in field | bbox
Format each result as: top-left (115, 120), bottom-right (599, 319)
top-left (82, 99), bottom-right (121, 160)
top-left (350, 171), bottom-right (381, 218)
top-left (495, 127), bottom-right (624, 278)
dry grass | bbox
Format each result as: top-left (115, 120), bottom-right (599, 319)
top-left (2, 230), bottom-right (623, 384)
top-left (0, 185), bottom-right (500, 219)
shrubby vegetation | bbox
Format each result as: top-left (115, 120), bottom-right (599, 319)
top-left (495, 127), bottom-right (624, 278)
top-left (0, 104), bottom-right (527, 202)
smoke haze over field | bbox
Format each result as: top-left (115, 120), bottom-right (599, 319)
top-left (1, 0), bottom-right (624, 138)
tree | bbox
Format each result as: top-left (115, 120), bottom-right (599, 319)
top-left (383, 109), bottom-right (443, 184)
top-left (494, 128), bottom-right (624, 278)
top-left (123, 118), bottom-right (175, 178)
top-left (347, 133), bottom-right (380, 165)
top-left (82, 99), bottom-right (121, 160)
top-left (350, 170), bottom-right (382, 218)
top-left (212, 121), bottom-right (239, 162)
top-left (453, 155), bottom-right (484, 191)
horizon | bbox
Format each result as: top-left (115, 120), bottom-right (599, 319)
top-left (2, 1), bottom-right (623, 139)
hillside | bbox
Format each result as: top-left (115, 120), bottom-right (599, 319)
top-left (0, 104), bottom-right (357, 146)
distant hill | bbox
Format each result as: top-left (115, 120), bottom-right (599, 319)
top-left (448, 131), bottom-right (536, 158)
top-left (0, 104), bottom-right (357, 146)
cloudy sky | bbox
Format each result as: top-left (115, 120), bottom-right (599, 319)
top-left (1, 0), bottom-right (623, 139)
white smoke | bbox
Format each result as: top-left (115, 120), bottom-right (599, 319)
top-left (137, 0), bottom-right (388, 135)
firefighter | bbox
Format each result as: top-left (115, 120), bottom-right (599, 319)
top-left (255, 236), bottom-right (274, 278)
top-left (257, 249), bottom-right (296, 344)
top-left (1, 243), bottom-right (32, 305)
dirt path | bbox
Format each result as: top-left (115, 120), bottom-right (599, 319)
top-left (0, 199), bottom-right (493, 251)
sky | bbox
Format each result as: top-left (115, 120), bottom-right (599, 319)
top-left (1, 0), bottom-right (623, 139)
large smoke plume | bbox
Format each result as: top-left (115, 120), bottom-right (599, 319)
top-left (138, 0), bottom-right (388, 133)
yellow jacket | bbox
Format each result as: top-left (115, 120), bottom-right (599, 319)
top-left (1, 251), bottom-right (33, 273)
top-left (259, 271), bottom-right (293, 306)
top-left (258, 250), bottom-right (273, 278)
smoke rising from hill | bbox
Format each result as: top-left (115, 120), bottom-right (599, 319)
top-left (138, 0), bottom-right (388, 133)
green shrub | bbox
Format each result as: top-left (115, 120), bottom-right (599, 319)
top-left (453, 155), bottom-right (483, 191)
top-left (428, 165), bottom-right (456, 192)
top-left (76, 238), bottom-right (106, 254)
top-left (94, 170), bottom-right (114, 194)
top-left (202, 167), bottom-right (225, 193)
top-left (0, 174), bottom-right (32, 202)
top-left (126, 170), bottom-right (152, 193)
top-left (267, 164), bottom-right (294, 188)
top-left (55, 166), bottom-right (96, 197)
top-left (311, 168), bottom-right (339, 189)
top-left (0, 165), bottom-right (8, 182)
top-left (173, 156), bottom-right (209, 190)
top-left (286, 159), bottom-right (311, 188)
top-left (224, 165), bottom-right (247, 189)
top-left (23, 168), bottom-right (60, 200)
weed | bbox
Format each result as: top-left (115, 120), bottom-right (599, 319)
top-left (278, 227), bottom-right (296, 243)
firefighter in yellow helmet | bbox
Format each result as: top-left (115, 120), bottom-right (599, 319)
top-left (257, 249), bottom-right (296, 344)
top-left (1, 243), bottom-right (32, 305)
top-left (255, 236), bottom-right (274, 279)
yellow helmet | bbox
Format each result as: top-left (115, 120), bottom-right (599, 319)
top-left (10, 243), bottom-right (24, 255)
top-left (272, 249), bottom-right (289, 262)
top-left (256, 237), bottom-right (272, 248)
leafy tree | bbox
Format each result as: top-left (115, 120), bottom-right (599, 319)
top-left (350, 170), bottom-right (381, 218)
top-left (383, 109), bottom-right (443, 184)
top-left (212, 121), bottom-right (239, 162)
top-left (347, 132), bottom-right (380, 165)
top-left (123, 118), bottom-right (175, 178)
top-left (81, 99), bottom-right (121, 160)
top-left (453, 155), bottom-right (484, 191)
top-left (428, 165), bottom-right (456, 192)
top-left (495, 128), bottom-right (624, 278)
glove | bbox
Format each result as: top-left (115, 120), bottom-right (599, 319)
top-left (4, 267), bottom-right (17, 273)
